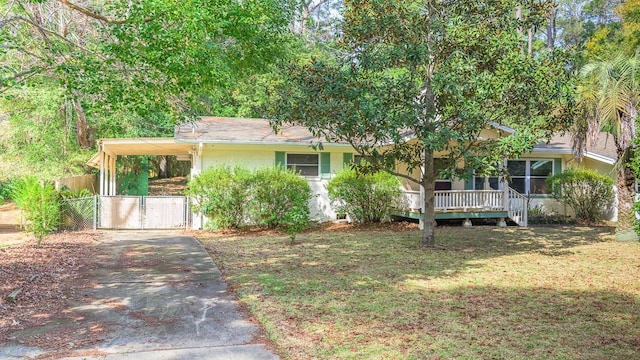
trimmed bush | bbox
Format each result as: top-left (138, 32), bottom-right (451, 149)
top-left (250, 167), bottom-right (311, 232)
top-left (546, 168), bottom-right (614, 223)
top-left (327, 169), bottom-right (402, 223)
top-left (186, 165), bottom-right (252, 229)
top-left (11, 176), bottom-right (61, 243)
top-left (187, 165), bottom-right (312, 238)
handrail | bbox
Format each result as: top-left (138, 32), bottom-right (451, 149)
top-left (507, 188), bottom-right (528, 227)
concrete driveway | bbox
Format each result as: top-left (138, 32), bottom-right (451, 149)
top-left (1, 231), bottom-right (279, 360)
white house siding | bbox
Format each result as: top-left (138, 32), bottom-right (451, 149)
top-left (201, 145), bottom-right (274, 169)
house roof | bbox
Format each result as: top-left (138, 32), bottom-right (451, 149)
top-left (532, 132), bottom-right (617, 164)
top-left (175, 117), bottom-right (516, 147)
top-left (174, 117), bottom-right (351, 146)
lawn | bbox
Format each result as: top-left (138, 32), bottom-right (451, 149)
top-left (198, 224), bottom-right (640, 360)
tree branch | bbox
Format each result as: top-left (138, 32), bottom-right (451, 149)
top-left (10, 15), bottom-right (100, 56)
top-left (1, 66), bottom-right (43, 83)
top-left (58, 0), bottom-right (125, 24)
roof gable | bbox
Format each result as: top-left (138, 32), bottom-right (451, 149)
top-left (532, 132), bottom-right (617, 164)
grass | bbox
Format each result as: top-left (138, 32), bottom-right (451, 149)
top-left (198, 225), bottom-right (640, 360)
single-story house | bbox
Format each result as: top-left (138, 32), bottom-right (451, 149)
top-left (88, 117), bottom-right (618, 229)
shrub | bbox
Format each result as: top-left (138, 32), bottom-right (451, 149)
top-left (187, 165), bottom-right (313, 237)
top-left (327, 169), bottom-right (402, 223)
top-left (250, 167), bottom-right (311, 237)
top-left (186, 165), bottom-right (252, 229)
top-left (0, 178), bottom-right (15, 204)
top-left (527, 204), bottom-right (576, 225)
top-left (546, 168), bottom-right (614, 223)
top-left (11, 176), bottom-right (61, 243)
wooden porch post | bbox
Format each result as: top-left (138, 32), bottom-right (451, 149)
top-left (99, 151), bottom-right (105, 196)
top-left (110, 155), bottom-right (117, 195)
top-left (502, 158), bottom-right (508, 211)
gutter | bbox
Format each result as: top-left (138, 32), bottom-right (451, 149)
top-left (531, 148), bottom-right (616, 165)
top-left (174, 139), bottom-right (355, 148)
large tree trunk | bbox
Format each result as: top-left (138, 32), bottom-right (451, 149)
top-left (547, 6), bottom-right (556, 50)
top-left (615, 147), bottom-right (636, 237)
top-left (72, 90), bottom-right (90, 149)
top-left (159, 156), bottom-right (171, 178)
top-left (615, 109), bottom-right (637, 239)
top-left (421, 148), bottom-right (436, 247)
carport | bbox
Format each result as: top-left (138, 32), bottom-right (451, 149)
top-left (87, 138), bottom-right (195, 196)
top-left (86, 138), bottom-right (197, 229)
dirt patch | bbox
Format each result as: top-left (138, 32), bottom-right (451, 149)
top-left (0, 231), bottom-right (100, 348)
top-left (148, 176), bottom-right (187, 196)
top-left (0, 202), bottom-right (19, 225)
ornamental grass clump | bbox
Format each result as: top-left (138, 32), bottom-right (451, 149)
top-left (10, 176), bottom-right (62, 244)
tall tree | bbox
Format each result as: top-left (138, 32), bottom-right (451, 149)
top-left (575, 51), bottom-right (640, 239)
top-left (269, 0), bottom-right (575, 247)
top-left (0, 0), bottom-right (295, 176)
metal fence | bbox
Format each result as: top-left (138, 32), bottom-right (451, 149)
top-left (98, 196), bottom-right (189, 229)
top-left (61, 196), bottom-right (97, 231)
top-left (61, 195), bottom-right (190, 230)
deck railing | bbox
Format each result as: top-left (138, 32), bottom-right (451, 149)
top-left (434, 190), bottom-right (503, 211)
top-left (402, 189), bottom-right (505, 211)
top-left (399, 188), bottom-right (528, 226)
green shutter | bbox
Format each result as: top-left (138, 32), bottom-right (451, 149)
top-left (321, 152), bottom-right (331, 178)
top-left (553, 158), bottom-right (562, 174)
top-left (275, 151), bottom-right (285, 169)
top-left (464, 173), bottom-right (474, 190)
top-left (343, 153), bottom-right (353, 168)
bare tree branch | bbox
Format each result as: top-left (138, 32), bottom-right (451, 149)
top-left (58, 0), bottom-right (125, 24)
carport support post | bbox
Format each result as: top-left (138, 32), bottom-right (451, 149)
top-left (93, 195), bottom-right (97, 231)
top-left (99, 151), bottom-right (104, 195)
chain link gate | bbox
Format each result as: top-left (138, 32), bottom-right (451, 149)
top-left (61, 196), bottom-right (97, 231)
top-left (62, 196), bottom-right (190, 230)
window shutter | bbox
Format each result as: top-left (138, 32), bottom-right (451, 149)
top-left (321, 152), bottom-right (331, 178)
top-left (343, 153), bottom-right (353, 168)
top-left (275, 151), bottom-right (285, 170)
top-left (464, 169), bottom-right (474, 190)
top-left (553, 158), bottom-right (562, 174)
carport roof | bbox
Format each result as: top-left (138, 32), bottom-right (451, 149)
top-left (87, 138), bottom-right (194, 168)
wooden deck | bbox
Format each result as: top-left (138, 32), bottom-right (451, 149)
top-left (396, 189), bottom-right (527, 226)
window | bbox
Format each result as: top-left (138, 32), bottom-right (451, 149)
top-left (472, 159), bottom-right (555, 194)
top-left (508, 159), bottom-right (554, 194)
top-left (286, 153), bottom-right (319, 176)
top-left (434, 158), bottom-right (452, 190)
top-left (473, 176), bottom-right (500, 190)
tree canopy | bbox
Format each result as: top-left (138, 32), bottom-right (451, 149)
top-left (0, 0), bottom-right (296, 176)
top-left (268, 0), bottom-right (576, 246)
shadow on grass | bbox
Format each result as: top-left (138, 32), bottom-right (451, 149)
top-left (338, 285), bottom-right (640, 359)
top-left (201, 225), bottom-right (618, 289)
top-left (199, 225), bottom-right (639, 359)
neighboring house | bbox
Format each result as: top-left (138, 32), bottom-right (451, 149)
top-left (88, 117), bottom-right (619, 229)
